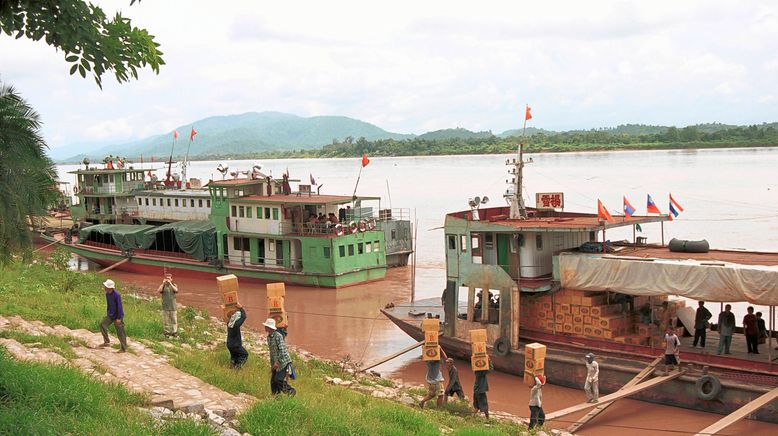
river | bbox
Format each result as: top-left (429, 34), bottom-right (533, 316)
top-left (56, 147), bottom-right (778, 435)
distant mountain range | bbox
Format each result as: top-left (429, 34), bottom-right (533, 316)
top-left (57, 112), bottom-right (778, 162)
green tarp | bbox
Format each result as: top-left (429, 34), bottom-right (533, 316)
top-left (79, 224), bottom-right (156, 251)
top-left (140, 220), bottom-right (217, 261)
top-left (79, 221), bottom-right (217, 261)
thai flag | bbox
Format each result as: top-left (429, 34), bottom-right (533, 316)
top-left (670, 193), bottom-right (684, 212)
top-left (623, 196), bottom-right (636, 219)
top-left (646, 194), bottom-right (661, 214)
top-left (669, 201), bottom-right (680, 218)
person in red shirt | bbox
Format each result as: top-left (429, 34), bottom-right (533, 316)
top-left (743, 306), bottom-right (759, 354)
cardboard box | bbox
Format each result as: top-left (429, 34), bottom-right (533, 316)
top-left (637, 324), bottom-right (654, 336)
top-left (523, 367), bottom-right (545, 385)
top-left (561, 304), bottom-right (571, 314)
top-left (266, 282), bottom-right (285, 297)
top-left (268, 296), bottom-right (284, 312)
top-left (216, 274), bottom-right (239, 294)
top-left (581, 293), bottom-right (606, 306)
top-left (524, 357), bottom-right (544, 371)
top-left (537, 311), bottom-right (547, 320)
top-left (472, 354), bottom-right (489, 371)
top-left (573, 315), bottom-right (583, 325)
top-left (222, 290), bottom-right (239, 306)
top-left (580, 306), bottom-right (591, 316)
top-left (472, 341), bottom-right (487, 355)
top-left (544, 320), bottom-right (555, 330)
top-left (583, 315), bottom-right (593, 325)
top-left (424, 330), bottom-right (440, 346)
top-left (221, 304), bottom-right (238, 321)
top-left (571, 305), bottom-right (580, 316)
top-left (598, 315), bottom-right (625, 329)
top-left (541, 301), bottom-right (553, 311)
top-left (563, 324), bottom-right (573, 333)
top-left (470, 328), bottom-right (487, 343)
top-left (423, 345), bottom-right (440, 361)
top-left (570, 294), bottom-right (583, 306)
top-left (554, 322), bottom-right (563, 331)
top-left (422, 319), bottom-right (440, 333)
top-left (591, 304), bottom-right (621, 317)
top-left (564, 315), bottom-right (573, 325)
top-left (269, 309), bottom-right (288, 328)
top-left (583, 325), bottom-right (595, 336)
top-left (573, 325), bottom-right (583, 335)
top-left (525, 342), bottom-right (547, 360)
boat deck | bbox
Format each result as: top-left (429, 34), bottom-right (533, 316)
top-left (610, 244), bottom-right (778, 266)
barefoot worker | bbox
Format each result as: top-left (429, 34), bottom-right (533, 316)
top-left (419, 349), bottom-right (448, 409)
top-left (528, 374), bottom-right (546, 430)
top-left (158, 273), bottom-right (178, 337)
top-left (472, 359), bottom-right (493, 419)
top-left (584, 353), bottom-right (599, 403)
top-left (265, 318), bottom-right (295, 395)
top-left (99, 279), bottom-right (127, 353)
top-left (444, 358), bottom-right (465, 402)
top-left (226, 304), bottom-right (248, 368)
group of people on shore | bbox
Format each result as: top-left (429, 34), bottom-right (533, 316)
top-left (97, 275), bottom-right (296, 396)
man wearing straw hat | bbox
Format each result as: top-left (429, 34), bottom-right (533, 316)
top-left (99, 279), bottom-right (127, 352)
top-left (264, 318), bottom-right (295, 395)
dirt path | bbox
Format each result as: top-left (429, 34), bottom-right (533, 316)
top-left (0, 314), bottom-right (253, 434)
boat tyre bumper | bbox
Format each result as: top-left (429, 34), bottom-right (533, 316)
top-left (695, 374), bottom-right (722, 401)
top-left (494, 337), bottom-right (510, 357)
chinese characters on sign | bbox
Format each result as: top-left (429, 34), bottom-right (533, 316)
top-left (535, 192), bottom-right (564, 210)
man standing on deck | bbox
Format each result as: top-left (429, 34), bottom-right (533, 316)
top-left (419, 348), bottom-right (448, 409)
top-left (99, 279), bottom-right (127, 353)
top-left (744, 306), bottom-right (759, 354)
top-left (158, 273), bottom-right (178, 337)
top-left (528, 374), bottom-right (545, 429)
top-left (584, 353), bottom-right (599, 403)
top-left (693, 301), bottom-right (712, 348)
top-left (717, 304), bottom-right (735, 355)
top-left (664, 327), bottom-right (681, 372)
top-left (265, 318), bottom-right (295, 395)
top-left (227, 305), bottom-right (248, 368)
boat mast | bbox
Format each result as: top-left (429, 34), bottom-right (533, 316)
top-left (507, 104), bottom-right (530, 219)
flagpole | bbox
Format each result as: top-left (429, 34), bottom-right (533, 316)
top-left (352, 164), bottom-right (363, 202)
top-left (166, 136), bottom-right (176, 185)
top-left (181, 127), bottom-right (194, 190)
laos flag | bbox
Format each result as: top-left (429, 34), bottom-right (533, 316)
top-left (646, 194), bottom-right (661, 214)
top-left (623, 196), bottom-right (636, 219)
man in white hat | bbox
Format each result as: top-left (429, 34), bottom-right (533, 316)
top-left (584, 353), bottom-right (599, 403)
top-left (99, 279), bottom-right (127, 352)
top-left (264, 318), bottom-right (294, 395)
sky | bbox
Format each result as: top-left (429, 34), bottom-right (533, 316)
top-left (1, 0), bottom-right (777, 154)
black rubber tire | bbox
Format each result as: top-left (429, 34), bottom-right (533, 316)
top-left (494, 337), bottom-right (510, 357)
top-left (695, 375), bottom-right (722, 401)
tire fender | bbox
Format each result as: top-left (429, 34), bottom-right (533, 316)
top-left (695, 374), bottom-right (722, 401)
top-left (494, 337), bottom-right (510, 357)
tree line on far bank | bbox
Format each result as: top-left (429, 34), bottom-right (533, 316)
top-left (196, 123), bottom-right (778, 161)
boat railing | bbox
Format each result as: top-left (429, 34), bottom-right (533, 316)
top-left (278, 220), bottom-right (384, 237)
top-left (225, 253), bottom-right (303, 271)
top-left (377, 208), bottom-right (411, 221)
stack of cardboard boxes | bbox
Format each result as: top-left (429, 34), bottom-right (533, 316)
top-left (521, 290), bottom-right (680, 346)
top-left (266, 282), bottom-right (288, 329)
top-left (523, 342), bottom-right (546, 385)
top-left (421, 319), bottom-right (441, 361)
top-left (216, 274), bottom-right (241, 320)
top-left (470, 329), bottom-right (489, 371)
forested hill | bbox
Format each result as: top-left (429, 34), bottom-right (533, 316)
top-left (417, 128), bottom-right (493, 140)
top-left (196, 122), bottom-right (778, 160)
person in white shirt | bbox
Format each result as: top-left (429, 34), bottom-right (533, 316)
top-left (528, 374), bottom-right (546, 429)
top-left (584, 353), bottom-right (599, 403)
top-left (664, 327), bottom-right (681, 372)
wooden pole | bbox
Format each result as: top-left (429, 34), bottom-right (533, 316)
top-left (693, 387), bottom-right (778, 436)
top-left (34, 239), bottom-right (61, 252)
top-left (99, 257), bottom-right (129, 273)
top-left (359, 340), bottom-right (424, 372)
top-left (661, 221), bottom-right (665, 246)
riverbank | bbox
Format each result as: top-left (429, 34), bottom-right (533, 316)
top-left (0, 256), bottom-right (537, 435)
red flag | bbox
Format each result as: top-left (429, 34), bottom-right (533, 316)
top-left (597, 199), bottom-right (615, 223)
top-left (190, 127), bottom-right (197, 141)
top-left (525, 105), bottom-right (532, 121)
top-left (361, 153), bottom-right (370, 167)
top-left (173, 130), bottom-right (179, 140)
top-left (106, 160), bottom-right (114, 170)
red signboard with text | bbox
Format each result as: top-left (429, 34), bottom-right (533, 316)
top-left (535, 192), bottom-right (564, 210)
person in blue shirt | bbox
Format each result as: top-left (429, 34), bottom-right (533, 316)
top-left (99, 279), bottom-right (127, 352)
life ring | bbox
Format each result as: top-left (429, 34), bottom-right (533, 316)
top-left (334, 223), bottom-right (344, 236)
top-left (494, 337), bottom-right (510, 357)
top-left (367, 218), bottom-right (376, 231)
top-left (358, 219), bottom-right (367, 232)
top-left (348, 221), bottom-right (358, 233)
top-left (695, 375), bottom-right (722, 401)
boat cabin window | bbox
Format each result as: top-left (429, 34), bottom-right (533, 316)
top-left (233, 237), bottom-right (250, 251)
top-left (339, 245), bottom-right (345, 257)
top-left (175, 199), bottom-right (179, 207)
top-left (207, 199), bottom-right (211, 208)
top-left (246, 207), bottom-right (252, 218)
top-left (231, 206), bottom-right (237, 217)
top-left (272, 208), bottom-right (279, 220)
top-left (391, 229), bottom-right (397, 240)
top-left (191, 199), bottom-right (195, 207)
top-left (366, 242), bottom-right (372, 252)
top-left (239, 206), bottom-right (245, 218)
top-left (358, 243), bottom-right (364, 254)
top-left (167, 199), bottom-right (171, 207)
top-left (374, 241), bottom-right (380, 252)
top-left (485, 233), bottom-right (494, 249)
top-left (182, 199), bottom-right (187, 207)
top-left (265, 208), bottom-right (271, 219)
top-left (536, 234), bottom-right (543, 250)
top-left (510, 236), bottom-right (518, 253)
top-left (460, 235), bottom-right (467, 252)
top-left (589, 231), bottom-right (596, 241)
top-left (348, 244), bottom-right (355, 256)
top-left (137, 198), bottom-right (142, 206)
top-left (323, 247), bottom-right (331, 258)
top-left (447, 235), bottom-right (457, 250)
top-left (199, 200), bottom-right (203, 208)
top-left (152, 198), bottom-right (157, 206)
top-left (517, 233), bottom-right (524, 247)
top-left (145, 198), bottom-right (149, 206)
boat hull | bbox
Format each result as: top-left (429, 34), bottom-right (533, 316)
top-left (53, 238), bottom-right (386, 288)
top-left (382, 303), bottom-right (778, 424)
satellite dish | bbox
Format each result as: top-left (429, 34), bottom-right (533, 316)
top-left (474, 196), bottom-right (481, 205)
top-left (481, 196), bottom-right (489, 204)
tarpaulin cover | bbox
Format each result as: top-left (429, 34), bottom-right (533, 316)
top-left (559, 252), bottom-right (778, 305)
top-left (140, 220), bottom-right (217, 261)
top-left (79, 224), bottom-right (156, 251)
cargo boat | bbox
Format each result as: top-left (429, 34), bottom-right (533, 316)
top-left (383, 146), bottom-right (778, 423)
top-left (46, 159), bottom-right (412, 287)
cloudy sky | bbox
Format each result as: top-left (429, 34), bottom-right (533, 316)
top-left (1, 0), bottom-right (777, 154)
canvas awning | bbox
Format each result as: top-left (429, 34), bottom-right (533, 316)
top-left (79, 224), bottom-right (156, 251)
top-left (140, 220), bottom-right (217, 261)
top-left (559, 253), bottom-right (778, 305)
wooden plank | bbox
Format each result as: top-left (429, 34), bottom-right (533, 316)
top-left (99, 258), bottom-right (129, 273)
top-left (567, 357), bottom-right (663, 433)
top-left (546, 369), bottom-right (685, 421)
top-left (359, 341), bottom-right (424, 372)
top-left (694, 387), bottom-right (778, 436)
